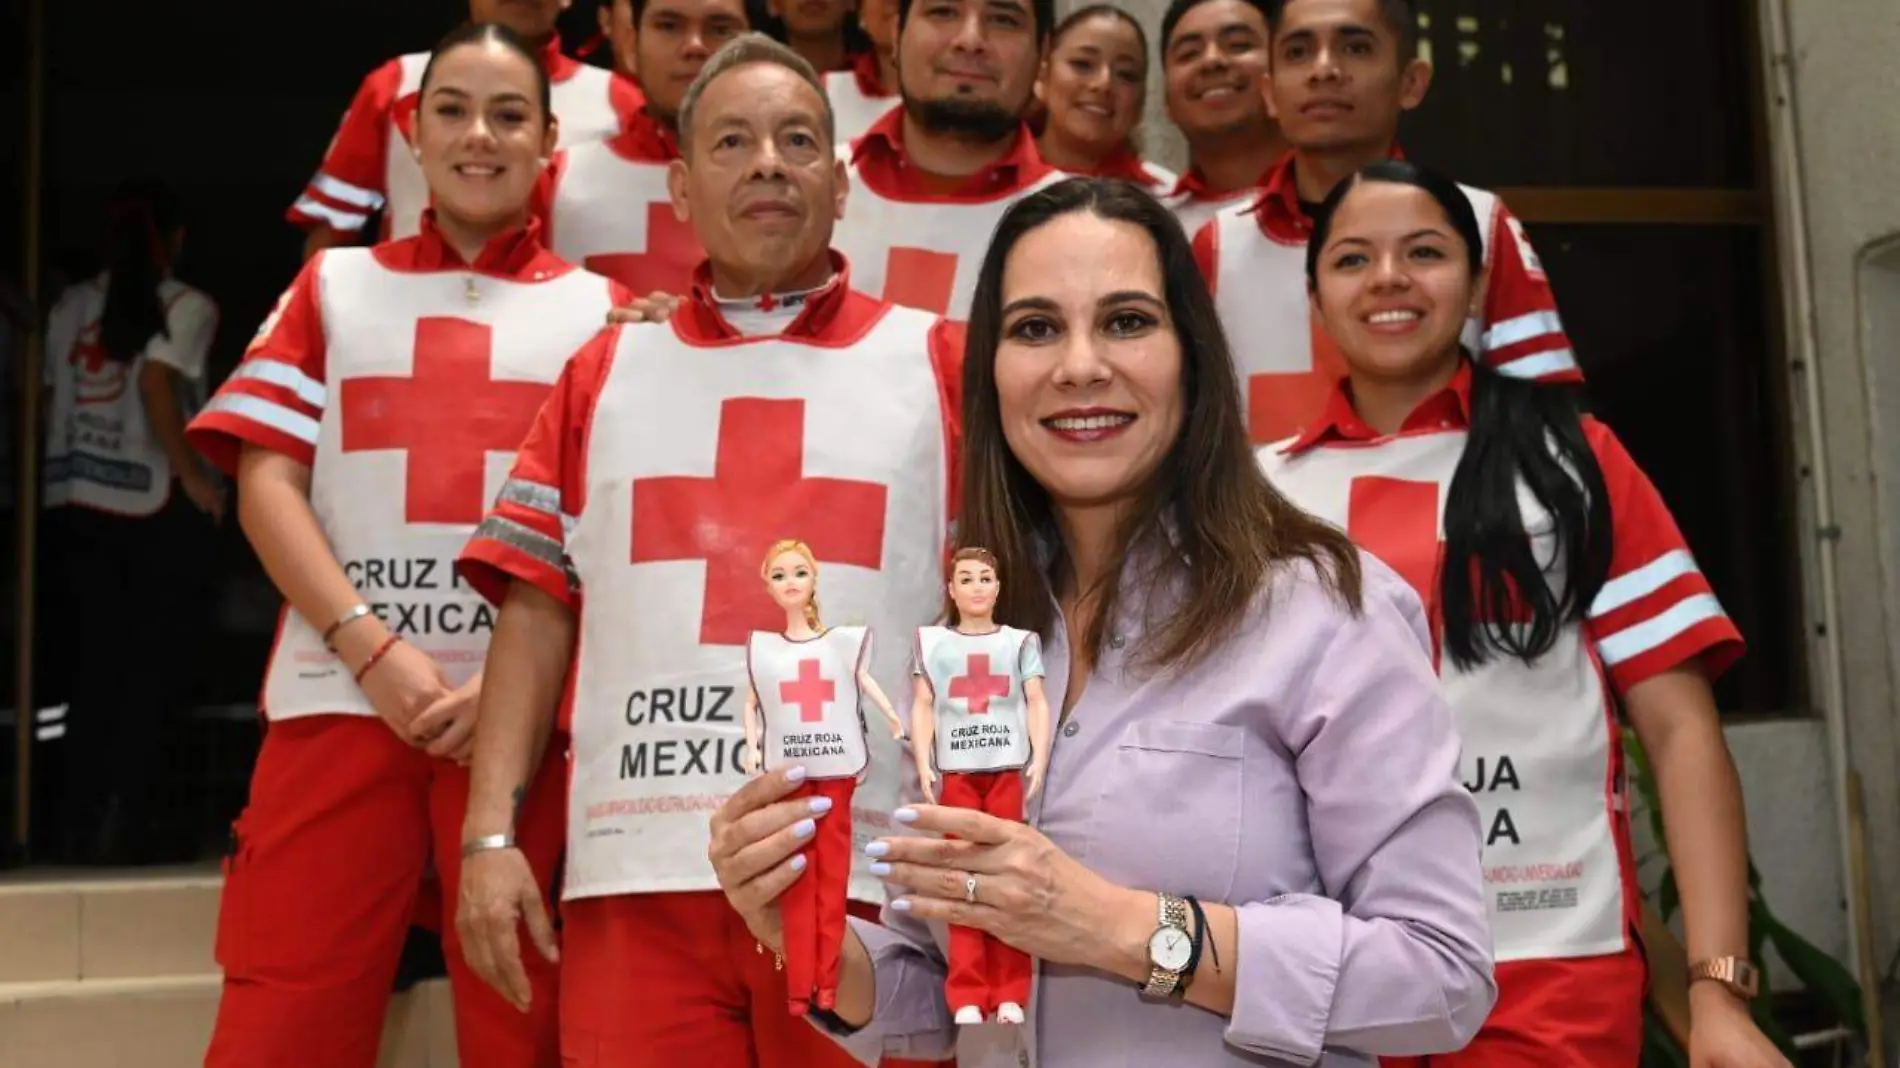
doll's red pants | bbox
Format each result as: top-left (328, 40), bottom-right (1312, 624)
top-left (1380, 944), bottom-right (1645, 1067)
top-left (204, 714), bottom-right (567, 1068)
top-left (939, 769), bottom-right (1031, 1017)
top-left (779, 777), bottom-right (858, 1013)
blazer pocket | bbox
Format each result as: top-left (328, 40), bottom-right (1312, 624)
top-left (1089, 719), bottom-right (1246, 900)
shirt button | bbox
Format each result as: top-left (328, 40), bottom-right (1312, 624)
top-left (1108, 633), bottom-right (1126, 650)
top-left (1062, 721), bottom-right (1079, 738)
top-left (1018, 1052), bottom-right (1030, 1068)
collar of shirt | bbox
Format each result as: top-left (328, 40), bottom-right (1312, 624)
top-left (1166, 158), bottom-right (1273, 202)
top-left (541, 37), bottom-right (585, 84)
top-left (850, 106), bottom-right (1052, 198)
top-left (605, 106), bottom-right (682, 163)
top-left (393, 210), bottom-right (563, 277)
top-left (1283, 357), bottom-right (1473, 455)
top-left (849, 47), bottom-right (891, 98)
top-left (1248, 143), bottom-right (1406, 243)
top-left (675, 249), bottom-right (867, 341)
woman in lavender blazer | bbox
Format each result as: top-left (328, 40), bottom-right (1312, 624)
top-left (708, 178), bottom-right (1497, 1067)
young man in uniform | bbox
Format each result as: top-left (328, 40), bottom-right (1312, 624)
top-left (541, 0), bottom-right (750, 295)
top-left (290, 0), bottom-right (644, 258)
top-left (1157, 0), bottom-right (1290, 236)
top-left (454, 33), bottom-right (961, 1068)
top-left (1193, 0), bottom-right (1578, 445)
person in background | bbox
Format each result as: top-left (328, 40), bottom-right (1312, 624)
top-left (453, 33), bottom-right (962, 1068)
top-left (1262, 161), bottom-right (1791, 1068)
top-left (290, 0), bottom-right (643, 259)
top-left (542, 0), bottom-right (748, 295)
top-left (1033, 6), bottom-right (1175, 189)
top-left (1156, 0), bottom-right (1287, 235)
top-left (598, 0), bottom-right (643, 79)
top-left (188, 26), bottom-right (626, 1068)
top-left (39, 179), bottom-right (222, 866)
top-left (1193, 0), bottom-right (1576, 446)
top-left (822, 0), bottom-right (899, 144)
top-left (711, 176), bottom-right (1495, 1067)
top-left (760, 0), bottom-right (874, 73)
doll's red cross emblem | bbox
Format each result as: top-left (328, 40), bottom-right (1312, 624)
top-left (631, 397), bottom-right (888, 646)
top-left (780, 659), bottom-right (836, 723)
top-left (341, 318), bottom-right (552, 525)
top-left (949, 654), bottom-right (1011, 714)
top-left (584, 203), bottom-right (703, 297)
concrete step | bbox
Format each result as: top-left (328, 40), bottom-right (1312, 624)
top-left (0, 974), bottom-right (458, 1068)
top-left (0, 865), bottom-right (221, 983)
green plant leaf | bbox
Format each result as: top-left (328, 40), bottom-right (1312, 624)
top-left (1758, 908), bottom-right (1866, 1033)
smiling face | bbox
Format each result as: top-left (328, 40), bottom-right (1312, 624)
top-left (415, 40), bottom-right (556, 232)
top-left (1264, 0), bottom-right (1428, 154)
top-left (993, 210), bottom-right (1185, 514)
top-left (1038, 13), bottom-right (1146, 160)
top-left (764, 549), bottom-right (818, 613)
top-left (637, 0), bottom-right (751, 120)
top-left (1310, 179), bottom-right (1477, 385)
top-left (1163, 0), bottom-right (1271, 140)
top-left (670, 59), bottom-right (843, 291)
top-left (947, 559), bottom-right (1000, 621)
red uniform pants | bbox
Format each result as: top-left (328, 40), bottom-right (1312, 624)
top-left (205, 715), bottom-right (567, 1068)
top-left (559, 890), bottom-right (949, 1067)
top-left (938, 770), bottom-right (1031, 1017)
top-left (779, 777), bottom-right (857, 1013)
top-left (1380, 944), bottom-right (1646, 1067)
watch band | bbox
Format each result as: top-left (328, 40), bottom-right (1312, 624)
top-left (461, 833), bottom-right (517, 859)
top-left (1688, 956), bottom-right (1759, 999)
top-left (1141, 892), bottom-right (1192, 998)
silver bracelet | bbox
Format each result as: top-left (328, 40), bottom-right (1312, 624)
top-left (322, 603), bottom-right (373, 650)
top-left (461, 833), bottom-right (517, 859)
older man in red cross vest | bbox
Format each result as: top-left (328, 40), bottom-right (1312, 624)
top-left (454, 33), bottom-right (962, 1068)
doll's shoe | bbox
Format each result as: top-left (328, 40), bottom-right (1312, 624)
top-left (954, 1006), bottom-right (985, 1026)
top-left (815, 988), bottom-right (837, 1011)
top-left (996, 1002), bottom-right (1026, 1025)
top-left (788, 999), bottom-right (811, 1017)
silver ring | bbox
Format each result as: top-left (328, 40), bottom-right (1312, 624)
top-left (964, 874), bottom-right (979, 904)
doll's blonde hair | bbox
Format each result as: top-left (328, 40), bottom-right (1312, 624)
top-left (760, 539), bottom-right (822, 629)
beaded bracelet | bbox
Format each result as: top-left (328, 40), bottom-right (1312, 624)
top-left (354, 634), bottom-right (402, 684)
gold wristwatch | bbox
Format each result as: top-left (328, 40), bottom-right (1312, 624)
top-left (1140, 893), bottom-right (1193, 998)
top-left (1688, 956), bottom-right (1759, 1000)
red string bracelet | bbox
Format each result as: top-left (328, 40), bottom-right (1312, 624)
top-left (354, 634), bottom-right (402, 684)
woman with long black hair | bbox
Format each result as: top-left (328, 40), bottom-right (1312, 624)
top-left (40, 178), bottom-right (222, 864)
top-left (1261, 160), bottom-right (1789, 1068)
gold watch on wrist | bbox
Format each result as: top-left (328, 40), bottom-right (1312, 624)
top-left (1688, 955), bottom-right (1759, 1000)
top-left (1140, 892), bottom-right (1193, 998)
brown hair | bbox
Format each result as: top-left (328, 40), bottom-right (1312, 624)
top-left (958, 177), bottom-right (1363, 671)
top-left (942, 546), bottom-right (1001, 626)
top-left (759, 538), bottom-right (823, 629)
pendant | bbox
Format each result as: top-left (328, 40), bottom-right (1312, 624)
top-left (464, 275), bottom-right (480, 305)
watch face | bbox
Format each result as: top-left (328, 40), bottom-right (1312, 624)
top-left (1148, 927), bottom-right (1192, 971)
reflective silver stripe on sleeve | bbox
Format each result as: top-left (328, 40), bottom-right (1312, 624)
top-left (471, 515), bottom-right (579, 590)
top-left (495, 478), bottom-right (580, 537)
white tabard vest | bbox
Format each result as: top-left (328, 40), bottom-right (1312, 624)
top-left (1166, 189), bottom-right (1252, 247)
top-left (547, 141), bottom-right (700, 295)
top-left (381, 54), bottom-right (624, 241)
top-left (831, 167), bottom-right (1061, 322)
top-left (561, 305), bottom-right (951, 902)
top-left (1259, 431), bottom-right (1626, 963)
top-left (916, 625), bottom-right (1041, 774)
top-left (1210, 184), bottom-right (1498, 444)
top-left (747, 625), bottom-right (873, 781)
top-left (43, 278), bottom-right (211, 517)
top-left (245, 252), bottom-right (616, 721)
top-left (823, 72), bottom-right (894, 147)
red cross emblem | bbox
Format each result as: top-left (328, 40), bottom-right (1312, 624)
top-left (948, 653), bottom-right (1011, 714)
top-left (340, 317), bottom-right (552, 525)
top-left (583, 202), bottom-right (703, 297)
top-left (1347, 475), bottom-right (1445, 664)
top-left (631, 397), bottom-right (888, 646)
top-left (882, 248), bottom-right (959, 318)
top-left (1246, 315), bottom-right (1349, 444)
top-left (779, 658), bottom-right (836, 723)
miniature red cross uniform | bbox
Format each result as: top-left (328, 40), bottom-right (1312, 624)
top-left (456, 254), bottom-right (963, 1068)
top-left (288, 36), bottom-right (644, 242)
top-left (539, 107), bottom-right (703, 296)
top-left (822, 52), bottom-right (896, 147)
top-left (830, 107), bottom-right (1060, 323)
top-left (1259, 362), bottom-right (1745, 1067)
top-left (185, 214), bottom-right (628, 1068)
top-left (1194, 152), bottom-right (1580, 446)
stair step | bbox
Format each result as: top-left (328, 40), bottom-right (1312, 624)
top-left (0, 866), bottom-right (221, 983)
top-left (0, 975), bottom-right (458, 1068)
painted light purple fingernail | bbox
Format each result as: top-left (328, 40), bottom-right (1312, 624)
top-left (864, 841), bottom-right (889, 858)
top-left (793, 818), bottom-right (816, 838)
top-left (785, 766), bottom-right (808, 783)
top-left (809, 796), bottom-right (833, 814)
top-left (890, 897), bottom-right (912, 912)
top-left (893, 807), bottom-right (919, 824)
top-left (791, 854), bottom-right (808, 871)
top-left (869, 861), bottom-right (892, 876)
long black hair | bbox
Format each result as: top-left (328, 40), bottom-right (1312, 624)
top-left (98, 180), bottom-right (182, 365)
top-left (1306, 159), bottom-right (1612, 669)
